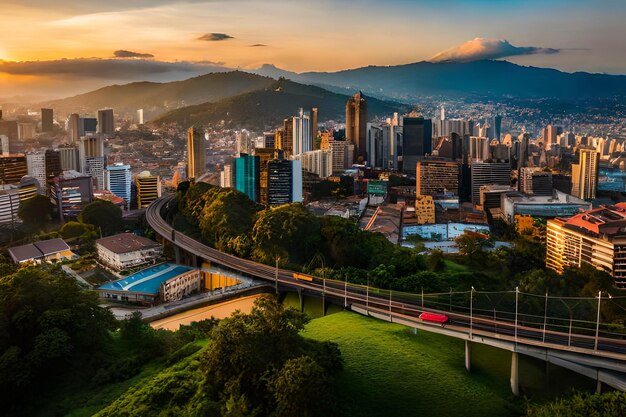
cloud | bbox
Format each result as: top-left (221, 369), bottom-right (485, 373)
top-left (429, 38), bottom-right (560, 63)
top-left (197, 33), bottom-right (234, 41)
top-left (113, 49), bottom-right (154, 58)
top-left (0, 58), bottom-right (229, 79)
top-left (250, 44), bottom-right (267, 47)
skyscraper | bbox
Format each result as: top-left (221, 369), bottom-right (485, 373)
top-left (41, 108), bottom-right (54, 132)
top-left (311, 107), bottom-right (318, 148)
top-left (470, 161), bottom-right (511, 205)
top-left (416, 159), bottom-right (460, 196)
top-left (0, 135), bottom-right (9, 156)
top-left (187, 126), bottom-right (206, 180)
top-left (26, 150), bottom-right (61, 196)
top-left (0, 155), bottom-right (28, 186)
top-left (106, 163), bottom-right (132, 209)
top-left (236, 130), bottom-right (252, 155)
top-left (79, 135), bottom-right (105, 189)
top-left (293, 108), bottom-right (312, 156)
top-left (136, 109), bottom-right (144, 125)
top-left (345, 92), bottom-right (367, 163)
top-left (97, 109), bottom-right (115, 135)
top-left (79, 117), bottom-right (97, 136)
top-left (135, 171), bottom-right (161, 208)
top-left (281, 117), bottom-right (294, 157)
top-left (57, 145), bottom-right (80, 172)
top-left (268, 158), bottom-right (303, 206)
top-left (571, 148), bottom-right (599, 200)
top-left (235, 153), bottom-right (260, 202)
top-left (402, 117), bottom-right (432, 174)
top-left (68, 113), bottom-right (80, 145)
top-left (494, 115), bottom-right (502, 143)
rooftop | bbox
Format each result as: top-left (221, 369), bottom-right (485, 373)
top-left (96, 233), bottom-right (160, 254)
top-left (98, 263), bottom-right (194, 295)
top-left (8, 238), bottom-right (70, 263)
top-left (559, 202), bottom-right (626, 236)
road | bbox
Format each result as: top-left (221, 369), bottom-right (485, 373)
top-left (147, 195), bottom-right (626, 359)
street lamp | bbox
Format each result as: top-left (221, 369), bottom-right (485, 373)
top-left (595, 291), bottom-right (611, 351)
top-left (470, 286), bottom-right (475, 338)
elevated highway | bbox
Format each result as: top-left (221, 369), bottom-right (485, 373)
top-left (147, 195), bottom-right (626, 394)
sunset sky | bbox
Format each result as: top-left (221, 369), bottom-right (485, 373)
top-left (1, 0), bottom-right (625, 98)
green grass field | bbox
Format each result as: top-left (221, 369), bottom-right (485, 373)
top-left (303, 311), bottom-right (595, 417)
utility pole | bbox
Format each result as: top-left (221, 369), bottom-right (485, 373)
top-left (470, 287), bottom-right (474, 338)
top-left (514, 286), bottom-right (519, 343)
top-left (595, 291), bottom-right (602, 351)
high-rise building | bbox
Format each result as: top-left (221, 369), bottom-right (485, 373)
top-left (469, 136), bottom-right (490, 161)
top-left (68, 113), bottom-right (80, 145)
top-left (416, 159), bottom-right (460, 196)
top-left (236, 130), bottom-right (252, 155)
top-left (97, 109), bottom-right (115, 135)
top-left (235, 153), bottom-right (260, 202)
top-left (0, 120), bottom-right (20, 154)
top-left (79, 135), bottom-right (104, 174)
top-left (281, 117), bottom-right (294, 157)
top-left (84, 157), bottom-right (106, 190)
top-left (106, 163), bottom-right (132, 209)
top-left (263, 132), bottom-right (276, 149)
top-left (494, 115), bottom-right (502, 143)
top-left (137, 109), bottom-right (144, 125)
top-left (311, 107), bottom-right (318, 148)
top-left (79, 117), bottom-right (97, 136)
top-left (26, 150), bottom-right (61, 196)
top-left (293, 108), bottom-right (312, 156)
top-left (402, 117), bottom-right (432, 174)
top-left (366, 123), bottom-right (384, 168)
top-left (254, 148), bottom-right (281, 205)
top-left (57, 145), bottom-right (80, 172)
top-left (0, 135), bottom-right (9, 156)
top-left (267, 158), bottom-right (303, 206)
top-left (135, 171), bottom-right (161, 208)
top-left (41, 108), bottom-right (54, 132)
top-left (0, 178), bottom-right (38, 225)
top-left (470, 161), bottom-right (510, 205)
top-left (18, 122), bottom-right (37, 141)
top-left (51, 171), bottom-right (94, 220)
top-left (571, 148), bottom-right (599, 200)
top-left (546, 204), bottom-right (626, 288)
top-left (220, 164), bottom-right (234, 188)
top-left (518, 167), bottom-right (552, 196)
top-left (295, 150), bottom-right (332, 179)
top-left (0, 155), bottom-right (28, 186)
top-left (187, 126), bottom-right (206, 180)
top-left (345, 92), bottom-right (367, 163)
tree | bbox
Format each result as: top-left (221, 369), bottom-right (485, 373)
top-left (59, 221), bottom-right (98, 241)
top-left (78, 200), bottom-right (124, 236)
top-left (18, 194), bottom-right (54, 231)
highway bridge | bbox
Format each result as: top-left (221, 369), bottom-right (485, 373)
top-left (147, 195), bottom-right (626, 395)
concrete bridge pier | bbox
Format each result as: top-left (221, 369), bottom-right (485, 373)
top-left (465, 340), bottom-right (471, 372)
top-left (510, 352), bottom-right (519, 396)
top-left (297, 288), bottom-right (304, 312)
top-left (174, 246), bottom-right (181, 264)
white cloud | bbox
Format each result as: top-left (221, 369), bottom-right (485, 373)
top-left (429, 38), bottom-right (560, 63)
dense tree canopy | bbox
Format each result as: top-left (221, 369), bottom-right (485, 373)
top-left (79, 200), bottom-right (124, 236)
top-left (18, 194), bottom-right (55, 231)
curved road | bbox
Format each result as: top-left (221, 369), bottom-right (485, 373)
top-left (147, 196), bottom-right (626, 359)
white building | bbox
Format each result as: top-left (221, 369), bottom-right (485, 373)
top-left (96, 233), bottom-right (162, 272)
top-left (26, 152), bottom-right (46, 194)
top-left (106, 163), bottom-right (132, 209)
top-left (293, 108), bottom-right (311, 156)
top-left (295, 149), bottom-right (332, 178)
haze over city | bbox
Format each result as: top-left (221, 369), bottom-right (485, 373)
top-left (1, 0), bottom-right (626, 97)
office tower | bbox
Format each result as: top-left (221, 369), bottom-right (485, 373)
top-left (494, 115), bottom-right (502, 142)
top-left (571, 148), bottom-right (599, 200)
top-left (519, 167), bottom-right (552, 196)
top-left (57, 146), bottom-right (80, 171)
top-left (293, 108), bottom-right (312, 156)
top-left (491, 144), bottom-right (510, 162)
top-left (84, 157), bottom-right (106, 190)
top-left (0, 155), bottom-right (28, 186)
top-left (106, 163), bottom-right (132, 209)
top-left (0, 135), bottom-right (8, 156)
top-left (295, 150), bottom-right (332, 179)
top-left (0, 178), bottom-right (38, 225)
top-left (51, 171), bottom-right (94, 220)
top-left (543, 124), bottom-right (557, 150)
top-left (268, 158), bottom-right (302, 206)
top-left (416, 160), bottom-right (460, 196)
top-left (187, 126), bottom-right (206, 180)
top-left (97, 109), bottom-right (115, 135)
top-left (236, 130), bottom-right (252, 155)
top-left (546, 203), bottom-right (626, 288)
top-left (68, 113), bottom-right (80, 145)
top-left (311, 107), bottom-right (318, 149)
top-left (26, 150), bottom-right (61, 196)
top-left (281, 117), bottom-right (294, 156)
top-left (254, 148), bottom-right (280, 205)
top-left (470, 161), bottom-right (511, 205)
top-left (263, 132), bottom-right (276, 149)
top-left (469, 136), bottom-right (489, 161)
top-left (41, 108), bottom-right (54, 132)
top-left (79, 117), bottom-right (97, 136)
top-left (402, 117), bottom-right (432, 174)
top-left (366, 123), bottom-right (384, 168)
top-left (345, 91), bottom-right (367, 163)
top-left (79, 135), bottom-right (104, 162)
top-left (220, 164), bottom-right (234, 188)
top-left (18, 122), bottom-right (36, 141)
top-left (383, 123), bottom-right (402, 170)
top-left (450, 132), bottom-right (463, 161)
top-left (235, 154), bottom-right (260, 202)
top-left (328, 138), bottom-right (347, 174)
top-left (137, 109), bottom-right (144, 125)
top-left (0, 119), bottom-right (19, 153)
top-left (79, 135), bottom-right (105, 189)
top-left (135, 171), bottom-right (161, 208)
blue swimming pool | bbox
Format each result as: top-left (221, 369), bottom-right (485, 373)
top-left (99, 263), bottom-right (194, 295)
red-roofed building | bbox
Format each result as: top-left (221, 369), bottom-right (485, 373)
top-left (546, 203), bottom-right (626, 288)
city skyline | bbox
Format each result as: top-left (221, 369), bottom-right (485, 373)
top-left (1, 0), bottom-right (626, 98)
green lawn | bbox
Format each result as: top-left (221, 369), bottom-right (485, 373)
top-left (303, 311), bottom-right (521, 417)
